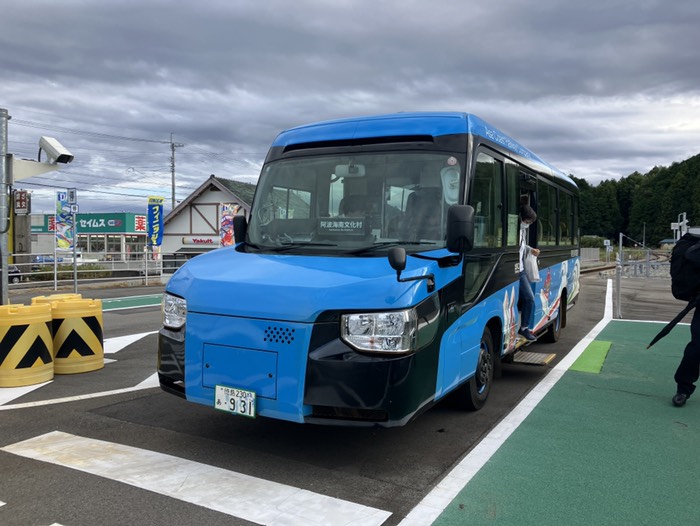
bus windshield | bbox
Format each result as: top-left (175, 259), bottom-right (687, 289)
top-left (247, 151), bottom-right (465, 254)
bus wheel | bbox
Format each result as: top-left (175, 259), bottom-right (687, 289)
top-left (542, 301), bottom-right (562, 343)
top-left (464, 328), bottom-right (495, 411)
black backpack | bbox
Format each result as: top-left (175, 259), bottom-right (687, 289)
top-left (670, 233), bottom-right (700, 301)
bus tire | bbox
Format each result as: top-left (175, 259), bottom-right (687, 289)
top-left (464, 328), bottom-right (495, 411)
top-left (542, 299), bottom-right (563, 343)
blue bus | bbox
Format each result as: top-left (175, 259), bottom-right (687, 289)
top-left (158, 112), bottom-right (580, 427)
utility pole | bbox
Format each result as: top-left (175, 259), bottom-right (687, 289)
top-left (1, 108), bottom-right (10, 305)
top-left (170, 133), bottom-right (184, 211)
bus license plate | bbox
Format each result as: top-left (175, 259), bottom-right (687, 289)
top-left (215, 385), bottom-right (256, 418)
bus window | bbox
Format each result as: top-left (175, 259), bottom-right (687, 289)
top-left (328, 176), bottom-right (344, 217)
top-left (505, 163), bottom-right (519, 246)
top-left (572, 195), bottom-right (579, 246)
top-left (537, 182), bottom-right (557, 246)
top-left (559, 191), bottom-right (572, 245)
top-left (257, 186), bottom-right (312, 224)
top-left (471, 152), bottom-right (504, 248)
top-left (249, 152), bottom-right (460, 249)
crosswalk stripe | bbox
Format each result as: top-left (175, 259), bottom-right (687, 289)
top-left (2, 431), bottom-right (392, 526)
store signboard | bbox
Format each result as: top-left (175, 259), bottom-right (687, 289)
top-left (147, 196), bottom-right (165, 246)
top-left (182, 236), bottom-right (219, 246)
top-left (33, 213), bottom-right (149, 234)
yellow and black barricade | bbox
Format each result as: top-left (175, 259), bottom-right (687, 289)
top-left (0, 304), bottom-right (54, 387)
top-left (32, 293), bottom-right (83, 306)
top-left (50, 298), bottom-right (104, 374)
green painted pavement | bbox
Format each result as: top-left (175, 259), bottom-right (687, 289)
top-left (101, 294), bottom-right (162, 311)
top-left (570, 340), bottom-right (612, 373)
top-left (433, 320), bottom-right (699, 525)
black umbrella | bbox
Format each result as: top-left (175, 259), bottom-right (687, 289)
top-left (647, 297), bottom-right (697, 349)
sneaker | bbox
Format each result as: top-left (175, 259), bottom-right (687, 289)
top-left (518, 328), bottom-right (537, 342)
top-left (672, 393), bottom-right (688, 407)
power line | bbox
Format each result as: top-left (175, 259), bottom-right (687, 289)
top-left (11, 119), bottom-right (172, 144)
top-left (17, 180), bottom-right (165, 199)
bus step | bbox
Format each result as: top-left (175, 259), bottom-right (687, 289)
top-left (512, 351), bottom-right (557, 366)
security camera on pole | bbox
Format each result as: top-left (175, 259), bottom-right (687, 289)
top-left (0, 106), bottom-right (74, 304)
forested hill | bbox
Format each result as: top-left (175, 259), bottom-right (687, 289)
top-left (571, 152), bottom-right (700, 247)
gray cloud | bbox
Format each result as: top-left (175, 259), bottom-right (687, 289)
top-left (2, 0), bottom-right (700, 213)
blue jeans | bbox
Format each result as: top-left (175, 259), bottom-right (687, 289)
top-left (519, 271), bottom-right (535, 329)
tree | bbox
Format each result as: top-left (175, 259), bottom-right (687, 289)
top-left (572, 153), bottom-right (700, 246)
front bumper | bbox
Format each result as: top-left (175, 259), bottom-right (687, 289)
top-left (156, 297), bottom-right (441, 427)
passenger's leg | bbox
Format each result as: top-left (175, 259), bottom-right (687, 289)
top-left (674, 307), bottom-right (700, 398)
top-left (518, 271), bottom-right (535, 329)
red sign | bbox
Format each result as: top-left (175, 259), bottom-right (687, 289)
top-left (14, 190), bottom-right (29, 214)
top-left (135, 215), bottom-right (147, 232)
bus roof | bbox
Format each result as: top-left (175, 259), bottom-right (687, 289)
top-left (271, 112), bottom-right (573, 187)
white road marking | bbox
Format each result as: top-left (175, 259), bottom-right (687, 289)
top-left (104, 331), bottom-right (158, 354)
top-left (2, 431), bottom-right (392, 526)
top-left (398, 279), bottom-right (614, 526)
top-left (0, 372), bottom-right (159, 411)
top-left (0, 381), bottom-right (52, 406)
top-left (0, 332), bottom-right (157, 408)
top-left (135, 372), bottom-right (159, 389)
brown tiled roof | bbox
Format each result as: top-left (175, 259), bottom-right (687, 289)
top-left (215, 177), bottom-right (257, 205)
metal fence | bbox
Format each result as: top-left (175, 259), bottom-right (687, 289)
top-left (6, 251), bottom-right (201, 290)
top-left (580, 247), bottom-right (600, 263)
top-left (597, 250), bottom-right (671, 280)
top-left (593, 249), bottom-right (672, 319)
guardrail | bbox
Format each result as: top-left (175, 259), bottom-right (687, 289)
top-left (6, 251), bottom-right (202, 290)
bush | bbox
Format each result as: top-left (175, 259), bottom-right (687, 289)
top-left (580, 236), bottom-right (607, 248)
top-left (29, 263), bottom-right (112, 281)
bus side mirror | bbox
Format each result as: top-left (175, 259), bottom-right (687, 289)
top-left (388, 247), bottom-right (406, 278)
top-left (388, 246), bottom-right (435, 292)
top-left (446, 205), bottom-right (475, 253)
top-left (233, 214), bottom-right (248, 244)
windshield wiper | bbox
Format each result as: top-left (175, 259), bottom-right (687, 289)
top-left (343, 241), bottom-right (436, 255)
top-left (264, 241), bottom-right (339, 253)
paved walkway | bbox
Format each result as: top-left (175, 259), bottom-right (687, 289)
top-left (400, 280), bottom-right (698, 525)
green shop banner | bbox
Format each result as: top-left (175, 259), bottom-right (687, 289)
top-left (33, 213), bottom-right (148, 234)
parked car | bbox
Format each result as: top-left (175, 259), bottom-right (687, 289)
top-left (33, 255), bottom-right (64, 263)
top-left (31, 255), bottom-right (65, 271)
top-left (6, 264), bottom-right (21, 283)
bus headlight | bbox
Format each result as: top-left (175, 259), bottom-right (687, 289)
top-left (163, 292), bottom-right (187, 329)
top-left (341, 309), bottom-right (417, 354)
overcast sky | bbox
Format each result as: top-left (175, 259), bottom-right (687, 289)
top-left (2, 0), bottom-right (699, 214)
